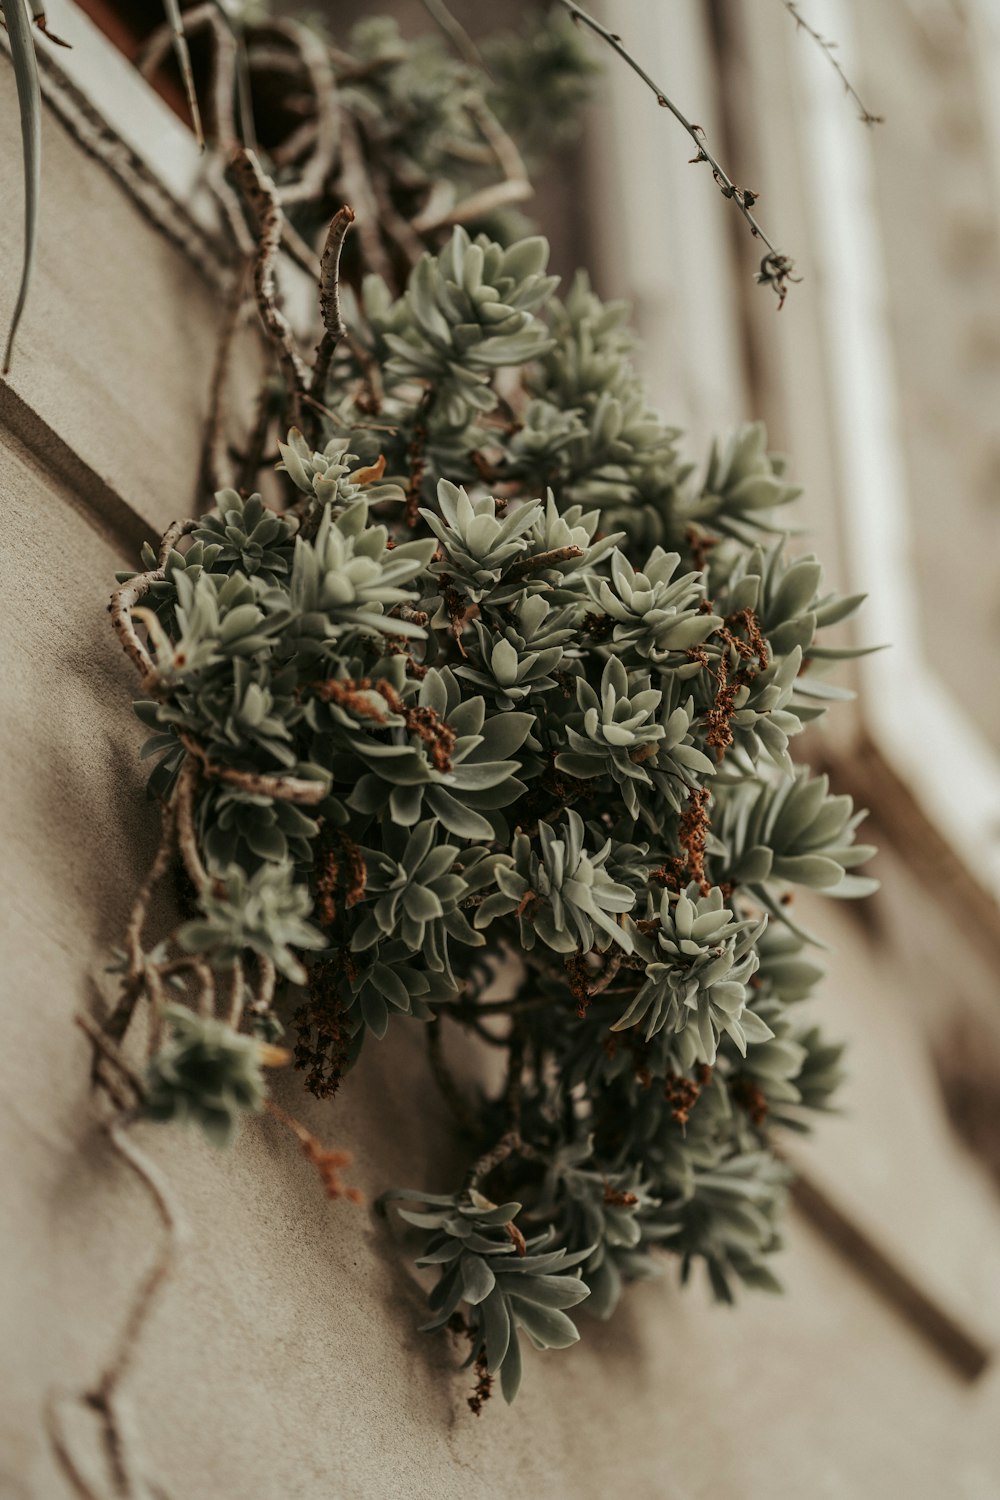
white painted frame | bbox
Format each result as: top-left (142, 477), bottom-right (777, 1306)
top-left (35, 0), bottom-right (217, 231)
top-left (795, 0), bottom-right (1000, 895)
top-left (590, 0), bottom-right (1000, 901)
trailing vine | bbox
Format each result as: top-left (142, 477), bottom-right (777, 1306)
top-left (24, 0), bottom-right (881, 1453)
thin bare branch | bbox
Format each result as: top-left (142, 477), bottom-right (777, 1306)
top-left (49, 1114), bottom-right (188, 1500)
top-left (229, 147), bottom-right (310, 423)
top-left (261, 19), bottom-right (340, 205)
top-left (162, 0), bottom-right (205, 149)
top-left (337, 115), bottom-right (394, 284)
top-left (555, 0), bottom-right (799, 304)
top-left (140, 3), bottom-right (238, 151)
top-left (252, 954), bottom-right (277, 1014)
top-left (226, 957), bottom-right (245, 1028)
top-left (91, 1116), bottom-right (188, 1484)
top-left (783, 2), bottom-right (884, 126)
top-left (419, 0), bottom-right (485, 72)
top-left (75, 1011), bottom-right (146, 1102)
top-left (109, 520), bottom-right (198, 681)
top-left (198, 258), bottom-right (251, 504)
top-left (310, 204), bottom-right (356, 401)
top-left (412, 96), bottom-right (532, 234)
top-left (175, 759), bottom-right (211, 895)
top-left (179, 734), bottom-right (329, 805)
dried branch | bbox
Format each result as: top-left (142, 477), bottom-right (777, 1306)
top-left (412, 96), bottom-right (531, 234)
top-left (555, 0), bottom-right (798, 304)
top-left (587, 949), bottom-right (623, 997)
top-left (252, 954), bottom-right (277, 1014)
top-left (337, 115), bottom-right (394, 284)
top-left (784, 2), bottom-right (883, 126)
top-left (49, 1114), bottom-right (188, 1500)
top-left (140, 3), bottom-right (238, 151)
top-left (109, 520), bottom-right (198, 681)
top-left (226, 956), bottom-right (245, 1028)
top-left (162, 0), bottom-right (205, 149)
top-left (175, 759), bottom-right (211, 895)
top-left (507, 545), bottom-right (583, 578)
top-left (310, 204), bottom-right (356, 401)
top-left (179, 734), bottom-right (329, 805)
top-left (418, 0), bottom-right (486, 72)
top-left (265, 1099), bottom-right (361, 1200)
top-left (261, 20), bottom-right (340, 206)
top-left (229, 147), bottom-right (310, 423)
top-left (198, 258), bottom-right (251, 504)
top-left (90, 1116), bottom-right (188, 1490)
top-left (191, 958), bottom-right (216, 1018)
top-left (75, 1011), bottom-right (145, 1104)
top-left (370, 163), bottom-right (427, 267)
top-left (464, 1130), bottom-right (528, 1191)
top-left (101, 798), bottom-right (178, 1047)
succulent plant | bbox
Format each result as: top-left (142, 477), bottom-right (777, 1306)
top-left (145, 1005), bottom-right (269, 1147)
top-left (374, 229), bottom-right (558, 426)
top-left (478, 808), bottom-right (636, 954)
top-left (380, 1188), bottom-right (592, 1405)
top-left (101, 13), bottom-right (876, 1410)
top-left (179, 862), bottom-right (326, 982)
top-left (612, 885), bottom-right (769, 1066)
top-left (587, 548), bottom-right (721, 663)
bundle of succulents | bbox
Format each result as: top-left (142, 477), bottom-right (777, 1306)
top-left (63, 1), bottom-right (877, 1413)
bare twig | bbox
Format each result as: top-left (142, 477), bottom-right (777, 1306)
top-left (371, 163), bottom-right (427, 267)
top-left (198, 259), bottom-right (251, 504)
top-left (463, 1129), bottom-right (541, 1191)
top-left (226, 957), bottom-right (245, 1028)
top-left (508, 545), bottom-right (583, 578)
top-left (279, 220), bottom-right (322, 282)
top-left (310, 204), bottom-right (356, 401)
top-left (49, 1114), bottom-right (188, 1500)
top-left (109, 519), bottom-right (198, 681)
top-left (162, 0), bottom-right (205, 149)
top-left (252, 954), bottom-right (277, 1014)
top-left (176, 759), bottom-right (211, 895)
top-left (75, 1012), bottom-right (145, 1103)
top-left (412, 96), bottom-right (532, 234)
top-left (337, 115), bottom-right (394, 284)
top-left (91, 1116), bottom-right (188, 1490)
top-left (238, 377), bottom-right (276, 493)
top-left (587, 950), bottom-right (623, 997)
top-left (261, 19), bottom-right (340, 206)
top-left (180, 734), bottom-right (329, 805)
top-left (140, 3), bottom-right (238, 151)
top-left (229, 147), bottom-right (310, 423)
top-left (269, 118), bottom-right (318, 170)
top-left (191, 958), bottom-right (216, 1018)
top-left (419, 0), bottom-right (486, 72)
top-left (784, 2), bottom-right (883, 126)
top-left (123, 799), bottom-right (178, 981)
top-left (555, 0), bottom-right (798, 304)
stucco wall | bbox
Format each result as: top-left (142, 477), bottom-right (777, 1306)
top-left (3, 26), bottom-right (1000, 1500)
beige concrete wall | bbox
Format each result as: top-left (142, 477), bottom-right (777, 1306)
top-left (3, 29), bottom-right (1000, 1500)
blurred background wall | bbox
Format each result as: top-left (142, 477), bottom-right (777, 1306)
top-left (2, 2), bottom-right (1000, 1496)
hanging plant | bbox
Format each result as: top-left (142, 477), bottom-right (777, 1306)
top-left (37, 0), bottom-right (880, 1432)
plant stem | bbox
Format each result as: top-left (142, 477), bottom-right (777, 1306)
top-left (311, 204), bottom-right (356, 404)
top-left (783, 2), bottom-right (883, 126)
top-left (555, 0), bottom-right (798, 302)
